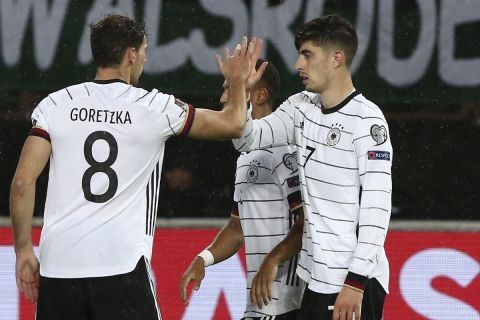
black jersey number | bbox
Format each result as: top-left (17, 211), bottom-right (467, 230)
top-left (82, 131), bottom-right (118, 203)
top-left (305, 146), bottom-right (316, 165)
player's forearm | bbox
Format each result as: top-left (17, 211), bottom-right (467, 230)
top-left (221, 79), bottom-right (248, 138)
top-left (10, 178), bottom-right (36, 253)
top-left (206, 217), bottom-right (244, 264)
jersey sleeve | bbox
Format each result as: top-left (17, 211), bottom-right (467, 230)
top-left (271, 146), bottom-right (302, 213)
top-left (150, 91), bottom-right (195, 138)
top-left (30, 96), bottom-right (55, 141)
top-left (346, 114), bottom-right (393, 289)
top-left (232, 99), bottom-right (296, 151)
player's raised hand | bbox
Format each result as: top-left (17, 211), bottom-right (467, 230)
top-left (246, 38), bottom-right (268, 90)
top-left (216, 36), bottom-right (252, 85)
top-left (15, 250), bottom-right (40, 303)
top-left (179, 257), bottom-right (206, 306)
top-left (250, 256), bottom-right (278, 309)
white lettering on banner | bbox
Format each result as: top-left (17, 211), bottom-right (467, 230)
top-left (182, 253), bottom-right (247, 320)
top-left (0, 247), bottom-right (18, 320)
top-left (377, 0), bottom-right (436, 86)
top-left (0, 246), bottom-right (39, 320)
top-left (179, 0), bottom-right (248, 75)
top-left (351, 0), bottom-right (375, 73)
top-left (439, 0), bottom-right (480, 86)
top-left (77, 0), bottom-right (135, 64)
top-left (399, 248), bottom-right (480, 320)
top-left (142, 0), bottom-right (190, 73)
top-left (1, 0), bottom-right (480, 88)
top-left (0, 0), bottom-right (68, 70)
top-left (251, 0), bottom-right (303, 73)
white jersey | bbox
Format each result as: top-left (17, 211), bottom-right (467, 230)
top-left (233, 145), bottom-right (303, 317)
top-left (30, 79), bottom-right (195, 278)
top-left (233, 91), bottom-right (392, 294)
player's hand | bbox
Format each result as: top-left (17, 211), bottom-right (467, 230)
top-left (179, 256), bottom-right (206, 306)
top-left (250, 256), bottom-right (278, 309)
top-left (15, 249), bottom-right (40, 303)
top-left (216, 36), bottom-right (254, 85)
top-left (332, 285), bottom-right (363, 320)
top-left (245, 38), bottom-right (268, 90)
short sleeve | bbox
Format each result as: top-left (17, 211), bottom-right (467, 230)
top-left (30, 96), bottom-right (54, 141)
top-left (150, 91), bottom-right (196, 138)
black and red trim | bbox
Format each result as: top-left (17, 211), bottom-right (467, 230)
top-left (345, 271), bottom-right (368, 291)
top-left (230, 201), bottom-right (239, 217)
top-left (287, 190), bottom-right (303, 211)
top-left (178, 105), bottom-right (196, 136)
top-left (29, 127), bottom-right (50, 142)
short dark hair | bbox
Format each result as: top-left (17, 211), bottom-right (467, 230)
top-left (294, 14), bottom-right (358, 68)
top-left (256, 59), bottom-right (281, 105)
top-left (90, 14), bottom-right (146, 67)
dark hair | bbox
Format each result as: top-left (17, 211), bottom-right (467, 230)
top-left (294, 14), bottom-right (358, 68)
top-left (90, 14), bottom-right (146, 67)
top-left (256, 59), bottom-right (281, 105)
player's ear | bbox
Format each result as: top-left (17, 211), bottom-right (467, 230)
top-left (332, 50), bottom-right (345, 69)
top-left (253, 87), bottom-right (269, 104)
top-left (126, 47), bottom-right (136, 65)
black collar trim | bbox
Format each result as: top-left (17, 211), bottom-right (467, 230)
top-left (93, 79), bottom-right (129, 85)
top-left (321, 91), bottom-right (360, 114)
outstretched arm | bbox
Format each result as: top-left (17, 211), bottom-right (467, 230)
top-left (188, 37), bottom-right (266, 140)
top-left (179, 215), bottom-right (244, 304)
top-left (10, 135), bottom-right (51, 303)
top-left (250, 207), bottom-right (304, 308)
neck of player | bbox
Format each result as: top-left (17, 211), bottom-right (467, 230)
top-left (320, 72), bottom-right (355, 109)
top-left (95, 65), bottom-right (131, 84)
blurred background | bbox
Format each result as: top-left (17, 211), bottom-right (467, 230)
top-left (0, 0), bottom-right (479, 220)
top-left (0, 1), bottom-right (479, 319)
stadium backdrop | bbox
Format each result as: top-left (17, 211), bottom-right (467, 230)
top-left (0, 0), bottom-right (479, 105)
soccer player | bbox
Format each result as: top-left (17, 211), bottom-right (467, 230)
top-left (234, 15), bottom-right (393, 320)
top-left (10, 14), bottom-right (265, 320)
top-left (179, 60), bottom-right (304, 320)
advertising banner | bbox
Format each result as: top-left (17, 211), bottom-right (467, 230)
top-left (0, 227), bottom-right (478, 319)
top-left (1, 0), bottom-right (480, 104)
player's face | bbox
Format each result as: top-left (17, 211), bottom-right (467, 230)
top-left (130, 37), bottom-right (148, 86)
top-left (295, 41), bottom-right (332, 93)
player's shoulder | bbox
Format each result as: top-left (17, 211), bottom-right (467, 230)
top-left (349, 93), bottom-right (387, 120)
top-left (285, 90), bottom-right (318, 105)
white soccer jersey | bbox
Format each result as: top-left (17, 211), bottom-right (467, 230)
top-left (233, 91), bottom-right (392, 294)
top-left (232, 145), bottom-right (304, 318)
top-left (30, 79), bottom-right (195, 278)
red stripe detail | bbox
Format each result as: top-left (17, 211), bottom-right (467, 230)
top-left (179, 105), bottom-right (195, 136)
top-left (231, 202), bottom-right (239, 216)
top-left (29, 127), bottom-right (50, 142)
top-left (344, 279), bottom-right (366, 291)
top-left (288, 191), bottom-right (302, 210)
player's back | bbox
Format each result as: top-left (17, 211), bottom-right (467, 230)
top-left (32, 80), bottom-right (193, 278)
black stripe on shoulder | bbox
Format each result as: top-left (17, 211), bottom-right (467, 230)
top-left (65, 88), bottom-right (73, 100)
top-left (134, 91), bottom-right (150, 102)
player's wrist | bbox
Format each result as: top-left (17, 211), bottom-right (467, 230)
top-left (197, 249), bottom-right (215, 267)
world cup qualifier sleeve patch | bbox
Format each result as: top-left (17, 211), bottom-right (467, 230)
top-left (370, 124), bottom-right (388, 145)
top-left (367, 150), bottom-right (391, 161)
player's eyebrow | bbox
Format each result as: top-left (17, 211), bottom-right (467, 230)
top-left (299, 49), bottom-right (312, 55)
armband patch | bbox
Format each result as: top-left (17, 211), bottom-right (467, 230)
top-left (367, 151), bottom-right (390, 161)
top-left (286, 175), bottom-right (300, 188)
